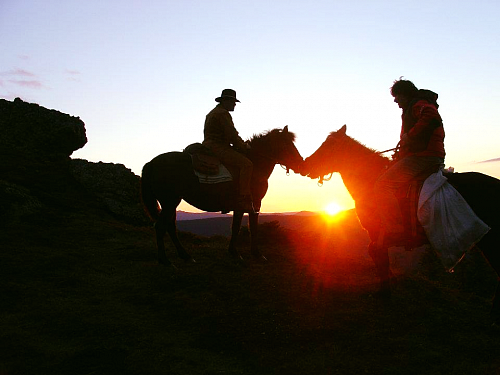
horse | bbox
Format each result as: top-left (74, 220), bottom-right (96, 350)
top-left (140, 126), bottom-right (303, 266)
top-left (300, 125), bottom-right (500, 324)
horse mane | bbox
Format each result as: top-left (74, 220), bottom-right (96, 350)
top-left (330, 130), bottom-right (378, 154)
top-left (328, 131), bottom-right (390, 175)
top-left (249, 128), bottom-right (296, 144)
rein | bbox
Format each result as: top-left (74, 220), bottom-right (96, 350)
top-left (377, 147), bottom-right (397, 154)
top-left (377, 141), bottom-right (400, 155)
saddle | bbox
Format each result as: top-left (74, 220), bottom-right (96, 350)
top-left (183, 143), bottom-right (233, 184)
top-left (393, 164), bottom-right (443, 250)
top-left (184, 143), bottom-right (220, 175)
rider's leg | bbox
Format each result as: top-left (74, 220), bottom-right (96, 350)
top-left (374, 156), bottom-right (443, 237)
top-left (217, 148), bottom-right (254, 211)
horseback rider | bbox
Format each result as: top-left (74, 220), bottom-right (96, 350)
top-left (202, 89), bottom-right (255, 213)
top-left (374, 79), bottom-right (445, 247)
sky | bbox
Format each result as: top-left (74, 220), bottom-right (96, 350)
top-left (1, 0), bottom-right (499, 213)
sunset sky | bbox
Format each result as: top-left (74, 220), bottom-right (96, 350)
top-left (1, 1), bottom-right (499, 213)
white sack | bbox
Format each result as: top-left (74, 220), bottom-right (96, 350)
top-left (417, 170), bottom-right (490, 271)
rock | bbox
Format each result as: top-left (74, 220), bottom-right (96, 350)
top-left (0, 180), bottom-right (43, 225)
top-left (70, 159), bottom-right (149, 224)
top-left (0, 97), bottom-right (87, 161)
top-left (0, 98), bottom-right (148, 226)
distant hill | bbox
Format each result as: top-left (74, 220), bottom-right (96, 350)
top-left (176, 211), bottom-right (232, 221)
top-left (175, 210), bottom-right (318, 221)
top-left (176, 209), bottom-right (364, 237)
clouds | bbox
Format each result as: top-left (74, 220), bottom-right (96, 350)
top-left (8, 79), bottom-right (44, 89)
top-left (0, 68), bottom-right (44, 90)
top-left (4, 68), bottom-right (36, 77)
top-left (477, 157), bottom-right (500, 164)
top-left (0, 66), bottom-right (81, 100)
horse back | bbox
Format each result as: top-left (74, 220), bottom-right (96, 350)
top-left (445, 171), bottom-right (500, 226)
top-left (144, 151), bottom-right (198, 188)
top-left (144, 151), bottom-right (237, 212)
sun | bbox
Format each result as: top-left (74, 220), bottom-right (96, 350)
top-left (325, 201), bottom-right (342, 216)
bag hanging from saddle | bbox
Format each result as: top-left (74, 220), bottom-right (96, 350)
top-left (417, 170), bottom-right (490, 271)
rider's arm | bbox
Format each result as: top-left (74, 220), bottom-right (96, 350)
top-left (407, 101), bottom-right (442, 139)
top-left (221, 112), bottom-right (247, 150)
top-left (404, 101), bottom-right (443, 152)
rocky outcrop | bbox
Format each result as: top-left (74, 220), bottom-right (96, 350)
top-left (0, 98), bottom-right (148, 225)
top-left (70, 159), bottom-right (148, 224)
top-left (0, 98), bottom-right (87, 160)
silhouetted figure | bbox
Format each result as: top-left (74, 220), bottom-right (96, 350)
top-left (202, 89), bottom-right (254, 212)
top-left (374, 79), bottom-right (445, 247)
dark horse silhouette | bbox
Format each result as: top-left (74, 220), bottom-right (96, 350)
top-left (300, 125), bottom-right (500, 325)
top-left (140, 126), bottom-right (303, 265)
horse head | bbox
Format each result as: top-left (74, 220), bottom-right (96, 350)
top-left (300, 124), bottom-right (347, 179)
top-left (275, 125), bottom-right (304, 173)
top-left (250, 125), bottom-right (304, 173)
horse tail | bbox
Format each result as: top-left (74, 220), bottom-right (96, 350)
top-left (140, 162), bottom-right (160, 222)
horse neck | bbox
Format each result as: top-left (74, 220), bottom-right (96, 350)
top-left (335, 138), bottom-right (389, 202)
top-left (247, 139), bottom-right (276, 180)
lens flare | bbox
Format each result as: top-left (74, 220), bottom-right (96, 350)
top-left (325, 202), bottom-right (342, 216)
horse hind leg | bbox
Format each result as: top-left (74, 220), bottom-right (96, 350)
top-left (154, 214), bottom-right (171, 266)
top-left (155, 202), bottom-right (195, 265)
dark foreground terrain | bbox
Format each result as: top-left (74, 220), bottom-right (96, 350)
top-left (2, 97), bottom-right (498, 374)
top-left (1, 203), bottom-right (500, 375)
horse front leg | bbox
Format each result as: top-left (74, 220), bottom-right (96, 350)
top-left (249, 212), bottom-right (267, 263)
top-left (228, 210), bottom-right (244, 262)
top-left (479, 237), bottom-right (500, 325)
top-left (368, 241), bottom-right (392, 299)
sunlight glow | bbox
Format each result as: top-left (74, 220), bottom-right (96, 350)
top-left (325, 202), bottom-right (342, 216)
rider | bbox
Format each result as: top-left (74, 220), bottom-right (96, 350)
top-left (373, 79), bottom-right (445, 247)
top-left (202, 89), bottom-right (255, 213)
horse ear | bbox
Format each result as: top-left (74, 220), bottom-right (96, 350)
top-left (283, 125), bottom-right (289, 133)
top-left (339, 124), bottom-right (347, 134)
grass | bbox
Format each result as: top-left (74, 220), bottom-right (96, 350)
top-left (1, 209), bottom-right (499, 375)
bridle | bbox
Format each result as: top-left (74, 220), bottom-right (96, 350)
top-left (249, 140), bottom-right (299, 176)
top-left (252, 150), bottom-right (294, 175)
top-left (318, 172), bottom-right (333, 186)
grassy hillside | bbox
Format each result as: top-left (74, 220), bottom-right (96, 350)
top-left (1, 203), bottom-right (499, 375)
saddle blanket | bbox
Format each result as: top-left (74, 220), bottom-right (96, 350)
top-left (418, 170), bottom-right (490, 271)
top-left (194, 164), bottom-right (233, 184)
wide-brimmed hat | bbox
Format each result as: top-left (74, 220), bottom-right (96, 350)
top-left (215, 89), bottom-right (240, 102)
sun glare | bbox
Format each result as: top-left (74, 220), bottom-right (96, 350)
top-left (325, 202), bottom-right (342, 216)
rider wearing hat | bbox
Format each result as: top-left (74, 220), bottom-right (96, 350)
top-left (202, 89), bottom-right (254, 213)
